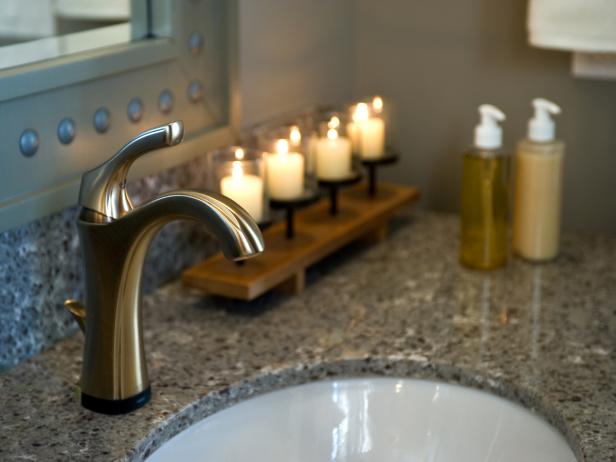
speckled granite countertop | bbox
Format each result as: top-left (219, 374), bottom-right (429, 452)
top-left (1, 212), bottom-right (615, 461)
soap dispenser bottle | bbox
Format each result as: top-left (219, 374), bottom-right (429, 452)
top-left (513, 98), bottom-right (564, 262)
top-left (460, 104), bottom-right (509, 270)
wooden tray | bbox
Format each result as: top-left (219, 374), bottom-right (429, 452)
top-left (182, 182), bottom-right (419, 300)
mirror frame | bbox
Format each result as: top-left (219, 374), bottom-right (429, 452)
top-left (0, 0), bottom-right (240, 232)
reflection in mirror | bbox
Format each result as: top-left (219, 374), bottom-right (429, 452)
top-left (0, 0), bottom-right (132, 70)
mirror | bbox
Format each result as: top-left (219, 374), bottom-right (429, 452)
top-left (0, 0), bottom-right (236, 233)
top-left (0, 0), bottom-right (133, 70)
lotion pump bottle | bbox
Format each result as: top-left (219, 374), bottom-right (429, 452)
top-left (513, 98), bottom-right (564, 262)
top-left (460, 104), bottom-right (509, 270)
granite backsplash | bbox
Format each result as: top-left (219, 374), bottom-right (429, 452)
top-left (0, 153), bottom-right (220, 370)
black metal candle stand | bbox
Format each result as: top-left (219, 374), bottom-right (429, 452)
top-left (360, 149), bottom-right (400, 197)
top-left (318, 171), bottom-right (362, 217)
top-left (270, 190), bottom-right (320, 239)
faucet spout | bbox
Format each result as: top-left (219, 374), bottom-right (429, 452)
top-left (104, 190), bottom-right (265, 260)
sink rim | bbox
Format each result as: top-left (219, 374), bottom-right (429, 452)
top-left (134, 358), bottom-right (582, 461)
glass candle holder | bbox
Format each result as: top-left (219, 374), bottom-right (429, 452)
top-left (209, 146), bottom-right (269, 224)
top-left (347, 96), bottom-right (387, 160)
top-left (257, 124), bottom-right (317, 201)
top-left (312, 111), bottom-right (355, 181)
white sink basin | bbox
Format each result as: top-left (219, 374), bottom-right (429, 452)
top-left (147, 378), bottom-right (577, 462)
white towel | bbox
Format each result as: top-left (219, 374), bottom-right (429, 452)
top-left (528, 0), bottom-right (616, 52)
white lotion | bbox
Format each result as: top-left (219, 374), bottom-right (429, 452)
top-left (513, 98), bottom-right (565, 261)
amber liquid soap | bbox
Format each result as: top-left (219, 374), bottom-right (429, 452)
top-left (460, 148), bottom-right (509, 270)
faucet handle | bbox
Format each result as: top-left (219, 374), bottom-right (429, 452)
top-left (78, 121), bottom-right (184, 220)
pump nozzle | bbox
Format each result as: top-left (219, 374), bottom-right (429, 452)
top-left (528, 98), bottom-right (561, 142)
top-left (474, 104), bottom-right (506, 149)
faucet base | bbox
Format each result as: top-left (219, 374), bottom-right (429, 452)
top-left (81, 387), bottom-right (151, 415)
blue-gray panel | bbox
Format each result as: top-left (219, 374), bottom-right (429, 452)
top-left (0, 0), bottom-right (235, 232)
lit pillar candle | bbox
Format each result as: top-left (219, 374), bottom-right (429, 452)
top-left (316, 126), bottom-right (352, 180)
top-left (347, 101), bottom-right (386, 159)
top-left (220, 152), bottom-right (264, 222)
top-left (266, 139), bottom-right (304, 200)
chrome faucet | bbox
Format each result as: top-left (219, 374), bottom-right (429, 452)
top-left (65, 122), bottom-right (264, 414)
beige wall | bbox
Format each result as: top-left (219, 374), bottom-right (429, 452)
top-left (239, 0), bottom-right (354, 127)
top-left (239, 0), bottom-right (616, 232)
top-left (353, 0), bottom-right (616, 232)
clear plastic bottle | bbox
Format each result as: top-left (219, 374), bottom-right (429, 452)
top-left (460, 105), bottom-right (509, 270)
top-left (513, 99), bottom-right (564, 261)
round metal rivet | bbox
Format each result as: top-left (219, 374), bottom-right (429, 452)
top-left (187, 80), bottom-right (204, 103)
top-left (158, 89), bottom-right (174, 114)
top-left (57, 118), bottom-right (76, 145)
top-left (93, 107), bottom-right (111, 134)
top-left (127, 98), bottom-right (144, 123)
top-left (19, 129), bottom-right (39, 157)
top-left (189, 32), bottom-right (204, 55)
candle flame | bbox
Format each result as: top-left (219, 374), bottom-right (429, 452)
top-left (234, 147), bottom-right (245, 160)
top-left (353, 102), bottom-right (369, 122)
top-left (275, 139), bottom-right (289, 155)
top-left (289, 126), bottom-right (302, 145)
top-left (327, 128), bottom-right (339, 140)
top-left (372, 96), bottom-right (384, 113)
top-left (231, 160), bottom-right (244, 178)
top-left (328, 116), bottom-right (340, 129)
